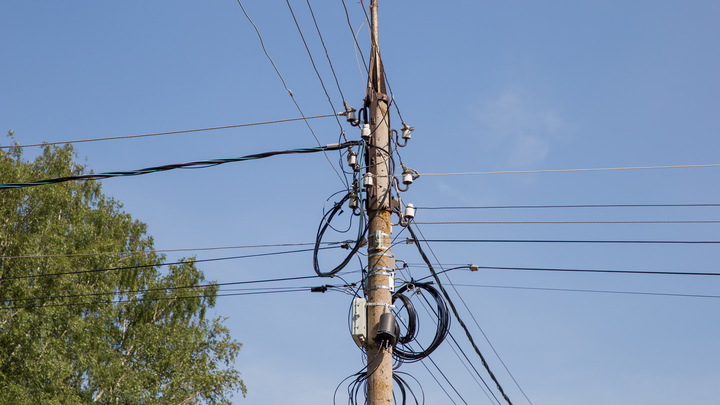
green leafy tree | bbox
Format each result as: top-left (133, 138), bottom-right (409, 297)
top-left (0, 132), bottom-right (246, 404)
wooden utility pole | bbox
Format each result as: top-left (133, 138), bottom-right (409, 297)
top-left (365, 0), bottom-right (393, 404)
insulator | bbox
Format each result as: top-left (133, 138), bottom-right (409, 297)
top-left (361, 124), bottom-right (371, 139)
top-left (404, 203), bottom-right (415, 220)
top-left (349, 193), bottom-right (359, 209)
top-left (401, 123), bottom-right (414, 140)
top-left (347, 152), bottom-right (358, 170)
top-left (402, 170), bottom-right (413, 185)
top-left (364, 173), bottom-right (374, 187)
top-left (346, 108), bottom-right (357, 123)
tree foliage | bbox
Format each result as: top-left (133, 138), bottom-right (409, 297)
top-left (0, 134), bottom-right (246, 404)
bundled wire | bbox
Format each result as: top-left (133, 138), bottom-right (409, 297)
top-left (335, 370), bottom-right (424, 405)
top-left (314, 141), bottom-right (371, 277)
top-left (392, 282), bottom-right (450, 362)
top-left (407, 224), bottom-right (515, 405)
top-left (313, 191), bottom-right (366, 277)
top-left (0, 141), bottom-right (360, 190)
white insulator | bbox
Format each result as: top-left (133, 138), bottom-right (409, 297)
top-left (402, 171), bottom-right (413, 185)
top-left (364, 173), bottom-right (374, 187)
top-left (361, 124), bottom-right (371, 139)
top-left (401, 124), bottom-right (414, 140)
top-left (404, 203), bottom-right (415, 220)
top-left (347, 153), bottom-right (358, 169)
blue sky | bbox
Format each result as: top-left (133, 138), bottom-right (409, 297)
top-left (2, 1), bottom-right (719, 404)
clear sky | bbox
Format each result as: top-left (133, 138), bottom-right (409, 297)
top-left (2, 1), bottom-right (720, 404)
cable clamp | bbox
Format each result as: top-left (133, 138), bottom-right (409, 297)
top-left (367, 269), bottom-right (394, 277)
top-left (368, 252), bottom-right (394, 259)
top-left (366, 302), bottom-right (395, 309)
top-left (366, 284), bottom-right (395, 292)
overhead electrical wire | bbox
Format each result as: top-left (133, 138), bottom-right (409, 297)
top-left (304, 0), bottom-right (348, 104)
top-left (0, 141), bottom-right (359, 190)
top-left (410, 225), bottom-right (533, 405)
top-left (2, 246), bottom-right (342, 281)
top-left (0, 115), bottom-right (338, 149)
top-left (2, 274), bottom-right (334, 304)
top-left (340, 0), bottom-right (369, 75)
top-left (414, 238), bottom-right (720, 244)
top-left (412, 287), bottom-right (503, 405)
top-left (0, 242), bottom-right (338, 260)
top-left (413, 220), bottom-right (720, 225)
top-left (421, 163), bottom-right (720, 176)
top-left (407, 224), bottom-right (515, 405)
top-left (285, 0), bottom-right (349, 143)
top-left (453, 284), bottom-right (720, 300)
top-left (235, 0), bottom-right (348, 188)
top-left (415, 203), bottom-right (720, 210)
top-left (2, 287), bottom-right (313, 311)
top-left (413, 265), bottom-right (720, 278)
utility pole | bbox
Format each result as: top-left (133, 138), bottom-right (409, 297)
top-left (365, 0), bottom-right (393, 404)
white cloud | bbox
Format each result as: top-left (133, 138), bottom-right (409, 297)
top-left (473, 87), bottom-right (566, 168)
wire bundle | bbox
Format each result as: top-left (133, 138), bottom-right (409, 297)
top-left (391, 282), bottom-right (450, 363)
top-left (335, 371), bottom-right (424, 405)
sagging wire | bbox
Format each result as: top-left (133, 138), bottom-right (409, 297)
top-left (0, 142), bottom-right (360, 190)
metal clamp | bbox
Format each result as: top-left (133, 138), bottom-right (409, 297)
top-left (366, 284), bottom-right (395, 292)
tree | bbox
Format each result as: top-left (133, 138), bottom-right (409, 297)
top-left (0, 133), bottom-right (246, 404)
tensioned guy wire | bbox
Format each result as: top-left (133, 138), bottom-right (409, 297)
top-left (0, 115), bottom-right (338, 149)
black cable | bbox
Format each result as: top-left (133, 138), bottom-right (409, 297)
top-left (305, 0), bottom-right (346, 103)
top-left (2, 287), bottom-right (310, 311)
top-left (407, 224), bottom-right (515, 405)
top-left (416, 238), bottom-right (720, 244)
top-left (424, 355), bottom-right (470, 405)
top-left (4, 246), bottom-right (341, 281)
top-left (285, 0), bottom-right (348, 143)
top-left (2, 274), bottom-right (328, 304)
top-left (0, 115), bottom-right (338, 149)
top-left (416, 203), bottom-right (720, 210)
top-left (0, 141), bottom-right (360, 190)
top-left (339, 0), bottom-right (369, 76)
top-left (314, 192), bottom-right (365, 277)
top-left (453, 284), bottom-right (720, 299)
top-left (392, 283), bottom-right (449, 362)
top-left (413, 289), bottom-right (501, 405)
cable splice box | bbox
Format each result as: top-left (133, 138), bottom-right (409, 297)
top-left (351, 297), bottom-right (367, 348)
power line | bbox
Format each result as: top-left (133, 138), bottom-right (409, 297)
top-left (415, 203), bottom-right (720, 210)
top-left (1, 287), bottom-right (312, 311)
top-left (414, 265), bottom-right (720, 278)
top-left (0, 141), bottom-right (359, 190)
top-left (285, 0), bottom-right (348, 143)
top-left (415, 239), bottom-right (720, 244)
top-left (411, 224), bottom-right (533, 405)
top-left (453, 284), bottom-right (720, 299)
top-left (406, 225), bottom-right (515, 405)
top-left (2, 246), bottom-right (341, 281)
top-left (0, 242), bottom-right (332, 260)
top-left (0, 115), bottom-right (338, 149)
top-left (305, 0), bottom-right (347, 104)
top-left (2, 275), bottom-right (329, 304)
top-left (421, 163), bottom-right (720, 176)
top-left (413, 220), bottom-right (720, 225)
top-left (235, 0), bottom-right (348, 188)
